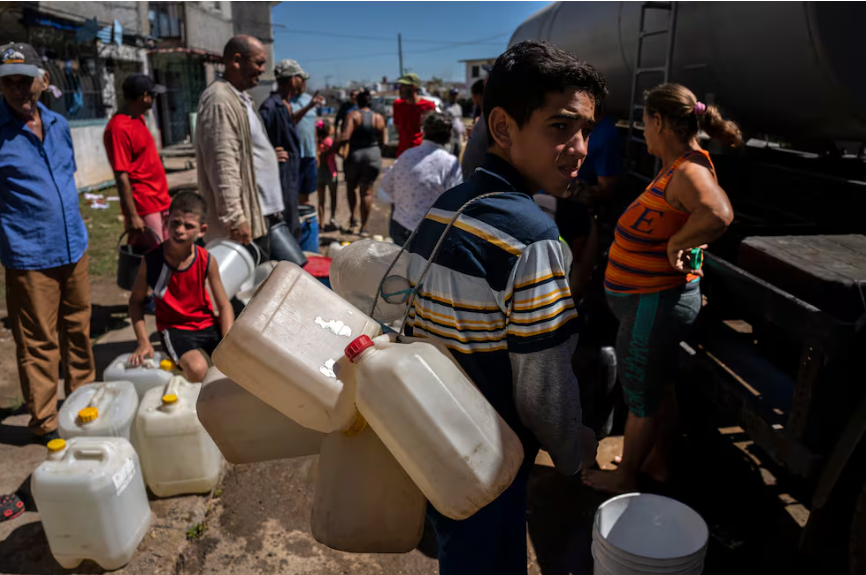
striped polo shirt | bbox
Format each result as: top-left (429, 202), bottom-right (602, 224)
top-left (404, 153), bottom-right (579, 449)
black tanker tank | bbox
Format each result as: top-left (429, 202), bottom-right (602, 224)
top-left (509, 2), bottom-right (866, 145)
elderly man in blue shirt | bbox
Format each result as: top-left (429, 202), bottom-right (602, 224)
top-left (0, 42), bottom-right (95, 444)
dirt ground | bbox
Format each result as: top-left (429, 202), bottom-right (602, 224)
top-left (0, 156), bottom-right (809, 575)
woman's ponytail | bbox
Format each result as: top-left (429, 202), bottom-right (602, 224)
top-left (701, 104), bottom-right (743, 148)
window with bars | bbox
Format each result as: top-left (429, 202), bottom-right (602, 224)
top-left (149, 2), bottom-right (183, 39)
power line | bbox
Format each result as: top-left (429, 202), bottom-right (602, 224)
top-left (274, 27), bottom-right (510, 47)
top-left (301, 31), bottom-right (510, 63)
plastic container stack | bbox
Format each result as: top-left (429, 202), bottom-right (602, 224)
top-left (134, 375), bottom-right (223, 497)
top-left (346, 334), bottom-right (524, 520)
top-left (103, 352), bottom-right (176, 399)
top-left (329, 239), bottom-right (412, 323)
top-left (312, 425), bottom-right (426, 552)
top-left (31, 437), bottom-right (151, 570)
top-left (197, 367), bottom-right (324, 464)
top-left (58, 381), bottom-right (138, 441)
top-left (212, 261), bottom-right (381, 433)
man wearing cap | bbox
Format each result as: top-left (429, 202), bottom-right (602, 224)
top-left (259, 59), bottom-right (320, 237)
top-left (393, 73), bottom-right (436, 157)
top-left (444, 88), bottom-right (465, 158)
top-left (104, 73), bottom-right (171, 241)
top-left (289, 75), bottom-right (325, 207)
top-left (0, 42), bottom-right (95, 444)
top-left (196, 34), bottom-right (284, 246)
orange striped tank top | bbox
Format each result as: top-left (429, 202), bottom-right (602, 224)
top-left (605, 150), bottom-right (714, 294)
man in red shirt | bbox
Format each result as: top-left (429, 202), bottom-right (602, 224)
top-left (104, 74), bottom-right (171, 242)
top-left (392, 73), bottom-right (436, 157)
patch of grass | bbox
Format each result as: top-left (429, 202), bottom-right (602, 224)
top-left (79, 189), bottom-right (125, 280)
top-left (187, 522), bottom-right (207, 540)
top-left (0, 190), bottom-right (125, 306)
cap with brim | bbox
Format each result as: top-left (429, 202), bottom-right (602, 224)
top-left (396, 73), bottom-right (422, 87)
top-left (0, 42), bottom-right (41, 78)
top-left (275, 59), bottom-right (310, 80)
top-left (122, 73), bottom-right (166, 99)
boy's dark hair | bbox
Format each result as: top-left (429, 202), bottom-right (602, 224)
top-left (422, 112), bottom-right (453, 146)
top-left (170, 191), bottom-right (208, 222)
top-left (471, 79), bottom-right (485, 97)
top-left (483, 41), bottom-right (608, 146)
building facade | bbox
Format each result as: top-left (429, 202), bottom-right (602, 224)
top-left (459, 57), bottom-right (496, 91)
top-left (0, 1), bottom-right (278, 188)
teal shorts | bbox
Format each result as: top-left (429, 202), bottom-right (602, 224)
top-left (606, 284), bottom-right (701, 417)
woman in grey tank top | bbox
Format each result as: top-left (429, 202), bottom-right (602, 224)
top-left (327, 89), bottom-right (386, 236)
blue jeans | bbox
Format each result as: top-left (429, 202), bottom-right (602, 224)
top-left (427, 461), bottom-right (534, 575)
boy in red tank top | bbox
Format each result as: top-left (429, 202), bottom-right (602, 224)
top-left (127, 192), bottom-right (235, 382)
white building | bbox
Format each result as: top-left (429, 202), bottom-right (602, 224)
top-left (459, 57), bottom-right (496, 90)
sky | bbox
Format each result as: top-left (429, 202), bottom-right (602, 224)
top-left (270, 1), bottom-right (551, 89)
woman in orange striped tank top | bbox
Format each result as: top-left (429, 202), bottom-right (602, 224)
top-left (584, 84), bottom-right (741, 494)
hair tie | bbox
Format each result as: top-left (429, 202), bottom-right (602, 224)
top-left (315, 120), bottom-right (324, 129)
top-left (694, 101), bottom-right (707, 116)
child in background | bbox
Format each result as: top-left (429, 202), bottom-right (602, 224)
top-left (128, 191), bottom-right (235, 382)
top-left (316, 120), bottom-right (339, 231)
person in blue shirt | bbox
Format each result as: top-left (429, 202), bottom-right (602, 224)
top-left (289, 76), bottom-right (324, 206)
top-left (0, 42), bottom-right (95, 444)
top-left (404, 40), bottom-right (605, 575)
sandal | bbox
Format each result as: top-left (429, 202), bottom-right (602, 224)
top-left (323, 219), bottom-right (339, 233)
top-left (1, 493), bottom-right (24, 522)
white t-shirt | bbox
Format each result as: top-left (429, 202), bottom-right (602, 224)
top-left (380, 140), bottom-right (463, 231)
top-left (445, 102), bottom-right (465, 142)
top-left (230, 83), bottom-right (284, 217)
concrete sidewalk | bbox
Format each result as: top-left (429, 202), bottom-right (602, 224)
top-left (0, 285), bottom-right (212, 575)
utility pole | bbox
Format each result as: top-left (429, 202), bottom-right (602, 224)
top-left (398, 33), bottom-right (404, 78)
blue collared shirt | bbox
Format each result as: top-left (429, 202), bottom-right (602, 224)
top-left (0, 100), bottom-right (88, 270)
top-left (290, 92), bottom-right (316, 158)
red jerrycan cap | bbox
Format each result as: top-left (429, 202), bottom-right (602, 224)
top-left (345, 335), bottom-right (374, 363)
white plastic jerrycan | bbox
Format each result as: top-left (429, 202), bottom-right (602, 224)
top-left (213, 261), bottom-right (381, 433)
top-left (330, 239), bottom-right (412, 324)
top-left (134, 375), bottom-right (223, 497)
top-left (32, 437), bottom-right (151, 570)
top-left (345, 334), bottom-right (525, 520)
top-left (197, 367), bottom-right (324, 464)
top-left (103, 352), bottom-right (176, 399)
top-left (312, 425), bottom-right (426, 553)
top-left (58, 381), bottom-right (138, 441)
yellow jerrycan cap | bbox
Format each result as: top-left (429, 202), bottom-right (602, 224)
top-left (160, 359), bottom-right (177, 371)
top-left (78, 406), bottom-right (99, 423)
top-left (162, 393), bottom-right (178, 405)
top-left (47, 438), bottom-right (67, 452)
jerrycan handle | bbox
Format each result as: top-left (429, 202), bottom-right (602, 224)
top-left (371, 192), bottom-right (509, 333)
top-left (71, 446), bottom-right (109, 462)
top-left (88, 385), bottom-right (107, 409)
top-left (161, 375), bottom-right (186, 406)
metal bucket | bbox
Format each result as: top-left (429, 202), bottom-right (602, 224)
top-left (116, 228), bottom-right (162, 291)
top-left (268, 221), bottom-right (308, 267)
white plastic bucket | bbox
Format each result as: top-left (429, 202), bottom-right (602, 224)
top-left (593, 493), bottom-right (708, 574)
top-left (205, 238), bottom-right (257, 299)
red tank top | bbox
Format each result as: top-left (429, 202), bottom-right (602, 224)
top-left (605, 150), bottom-right (714, 294)
top-left (145, 244), bottom-right (216, 331)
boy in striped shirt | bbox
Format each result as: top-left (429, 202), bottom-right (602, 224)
top-left (404, 41), bottom-right (607, 574)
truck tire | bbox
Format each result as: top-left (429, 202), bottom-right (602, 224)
top-left (851, 482), bottom-right (866, 574)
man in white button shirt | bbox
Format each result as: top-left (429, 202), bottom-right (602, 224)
top-left (380, 112), bottom-right (463, 246)
top-left (196, 35), bottom-right (284, 247)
